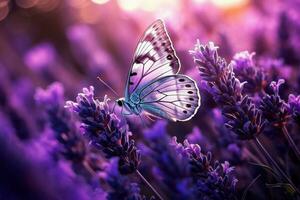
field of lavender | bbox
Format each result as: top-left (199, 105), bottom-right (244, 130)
top-left (0, 0), bottom-right (300, 199)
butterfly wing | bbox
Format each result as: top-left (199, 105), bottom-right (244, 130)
top-left (125, 19), bottom-right (180, 100)
top-left (139, 75), bottom-right (201, 121)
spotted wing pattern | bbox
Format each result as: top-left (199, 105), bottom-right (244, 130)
top-left (139, 75), bottom-right (201, 121)
top-left (125, 19), bottom-right (180, 100)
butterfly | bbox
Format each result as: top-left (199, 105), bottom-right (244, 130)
top-left (116, 19), bottom-right (201, 122)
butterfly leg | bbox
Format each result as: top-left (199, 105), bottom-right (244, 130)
top-left (138, 114), bottom-right (148, 129)
top-left (115, 106), bottom-right (132, 127)
top-left (121, 106), bottom-right (133, 116)
top-left (145, 113), bottom-right (157, 122)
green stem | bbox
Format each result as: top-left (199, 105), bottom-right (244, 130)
top-left (242, 174), bottom-right (261, 200)
top-left (282, 125), bottom-right (300, 161)
top-left (244, 147), bottom-right (264, 165)
top-left (249, 140), bottom-right (268, 164)
top-left (136, 170), bottom-right (164, 200)
top-left (254, 137), bottom-right (299, 194)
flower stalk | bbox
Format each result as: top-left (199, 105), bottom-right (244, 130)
top-left (254, 137), bottom-right (299, 194)
top-left (136, 170), bottom-right (164, 200)
top-left (282, 125), bottom-right (300, 161)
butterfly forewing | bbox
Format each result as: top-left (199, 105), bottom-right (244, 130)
top-left (139, 75), bottom-right (201, 121)
top-left (125, 20), bottom-right (180, 99)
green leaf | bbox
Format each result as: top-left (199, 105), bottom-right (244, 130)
top-left (242, 174), bottom-right (261, 200)
top-left (266, 183), bottom-right (296, 196)
top-left (248, 162), bottom-right (280, 179)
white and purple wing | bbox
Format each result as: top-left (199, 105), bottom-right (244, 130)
top-left (139, 75), bottom-right (201, 121)
top-left (125, 19), bottom-right (180, 99)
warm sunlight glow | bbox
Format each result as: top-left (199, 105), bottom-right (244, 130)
top-left (117, 0), bottom-right (139, 11)
top-left (193, 0), bottom-right (206, 3)
top-left (211, 0), bottom-right (248, 9)
top-left (91, 0), bottom-right (109, 5)
top-left (117, 0), bottom-right (179, 12)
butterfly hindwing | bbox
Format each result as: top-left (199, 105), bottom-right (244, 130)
top-left (125, 20), bottom-right (180, 99)
top-left (139, 75), bottom-right (201, 121)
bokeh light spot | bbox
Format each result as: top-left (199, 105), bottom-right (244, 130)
top-left (35, 0), bottom-right (60, 12)
top-left (68, 0), bottom-right (90, 8)
top-left (24, 43), bottom-right (56, 70)
top-left (117, 0), bottom-right (179, 20)
top-left (16, 0), bottom-right (38, 8)
top-left (0, 1), bottom-right (9, 21)
top-left (79, 4), bottom-right (99, 24)
top-left (211, 0), bottom-right (248, 9)
top-left (117, 0), bottom-right (139, 11)
top-left (91, 0), bottom-right (109, 5)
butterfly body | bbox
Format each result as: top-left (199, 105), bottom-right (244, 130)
top-left (117, 98), bottom-right (141, 115)
top-left (117, 20), bottom-right (201, 122)
top-left (130, 93), bottom-right (141, 104)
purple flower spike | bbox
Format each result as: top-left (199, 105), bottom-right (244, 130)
top-left (66, 86), bottom-right (141, 174)
top-left (221, 161), bottom-right (235, 175)
top-left (35, 83), bottom-right (103, 185)
top-left (190, 41), bottom-right (219, 63)
top-left (24, 43), bottom-right (56, 70)
top-left (105, 158), bottom-right (149, 200)
top-left (231, 51), bottom-right (266, 94)
top-left (270, 79), bottom-right (285, 96)
top-left (232, 51), bottom-right (256, 69)
top-left (288, 94), bottom-right (300, 117)
top-left (35, 83), bottom-right (68, 133)
top-left (288, 94), bottom-right (300, 123)
top-left (260, 79), bottom-right (289, 126)
top-left (190, 41), bottom-right (265, 140)
top-left (190, 41), bottom-right (243, 105)
top-left (35, 82), bottom-right (64, 111)
top-left (172, 137), bottom-right (237, 200)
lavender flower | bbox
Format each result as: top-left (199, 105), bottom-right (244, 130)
top-left (35, 83), bottom-right (103, 184)
top-left (0, 133), bottom-right (96, 200)
top-left (190, 42), bottom-right (300, 191)
top-left (140, 121), bottom-right (238, 199)
top-left (24, 43), bottom-right (56, 71)
top-left (260, 79), bottom-right (300, 164)
top-left (278, 12), bottom-right (300, 65)
top-left (190, 41), bottom-right (265, 140)
top-left (35, 83), bottom-right (86, 161)
top-left (257, 57), bottom-right (285, 85)
top-left (140, 121), bottom-right (191, 200)
top-left (66, 86), bottom-right (141, 174)
top-left (3, 1), bottom-right (300, 199)
top-left (260, 79), bottom-right (289, 127)
top-left (105, 158), bottom-right (151, 200)
top-left (207, 109), bottom-right (244, 164)
top-left (288, 94), bottom-right (300, 124)
top-left (231, 51), bottom-right (266, 95)
top-left (171, 138), bottom-right (237, 200)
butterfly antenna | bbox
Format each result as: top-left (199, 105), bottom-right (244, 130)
top-left (97, 76), bottom-right (119, 98)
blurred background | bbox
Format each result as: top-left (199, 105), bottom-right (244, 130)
top-left (1, 0), bottom-right (300, 199)
top-left (1, 0), bottom-right (299, 137)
